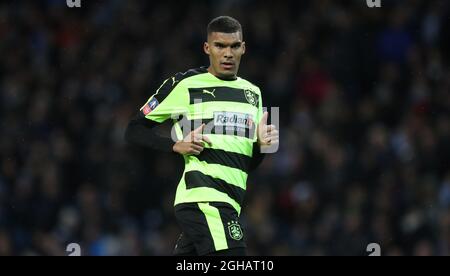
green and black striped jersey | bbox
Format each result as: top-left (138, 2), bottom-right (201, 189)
top-left (140, 67), bottom-right (263, 214)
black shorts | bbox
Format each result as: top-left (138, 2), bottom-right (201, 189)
top-left (173, 202), bottom-right (246, 256)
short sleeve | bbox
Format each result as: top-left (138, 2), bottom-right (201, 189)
top-left (140, 77), bottom-right (188, 123)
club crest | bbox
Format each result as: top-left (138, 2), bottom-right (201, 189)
top-left (244, 89), bottom-right (258, 107)
top-left (227, 221), bottom-right (243, 241)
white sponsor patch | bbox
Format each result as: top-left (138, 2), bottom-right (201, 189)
top-left (214, 111), bottom-right (254, 129)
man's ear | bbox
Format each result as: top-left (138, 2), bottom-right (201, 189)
top-left (242, 42), bottom-right (246, 55)
top-left (204, 42), bottom-right (210, 55)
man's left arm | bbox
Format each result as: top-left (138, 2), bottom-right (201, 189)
top-left (249, 90), bottom-right (279, 171)
top-left (249, 142), bottom-right (265, 171)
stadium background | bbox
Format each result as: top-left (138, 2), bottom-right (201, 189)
top-left (0, 0), bottom-right (449, 255)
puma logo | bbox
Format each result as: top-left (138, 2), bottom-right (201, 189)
top-left (202, 89), bottom-right (216, 98)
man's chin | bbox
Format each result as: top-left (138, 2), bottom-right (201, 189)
top-left (217, 71), bottom-right (237, 80)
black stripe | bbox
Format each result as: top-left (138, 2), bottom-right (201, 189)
top-left (184, 171), bottom-right (245, 205)
top-left (197, 148), bottom-right (251, 172)
top-left (152, 67), bottom-right (207, 104)
top-left (188, 87), bottom-right (259, 107)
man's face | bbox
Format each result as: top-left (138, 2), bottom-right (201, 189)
top-left (204, 32), bottom-right (246, 79)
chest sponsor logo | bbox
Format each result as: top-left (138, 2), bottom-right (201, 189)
top-left (214, 112), bottom-right (254, 129)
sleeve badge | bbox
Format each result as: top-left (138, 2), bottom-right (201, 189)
top-left (141, 97), bottom-right (159, 115)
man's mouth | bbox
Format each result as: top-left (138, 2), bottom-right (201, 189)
top-left (221, 62), bottom-right (235, 70)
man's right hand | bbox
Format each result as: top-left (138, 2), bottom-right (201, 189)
top-left (173, 124), bottom-right (212, 155)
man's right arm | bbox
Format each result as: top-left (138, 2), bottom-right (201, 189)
top-left (125, 76), bottom-right (182, 153)
top-left (125, 76), bottom-right (211, 155)
top-left (125, 113), bottom-right (175, 153)
top-left (125, 114), bottom-right (212, 155)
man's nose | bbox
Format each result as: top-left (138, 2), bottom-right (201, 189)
top-left (224, 47), bottom-right (233, 58)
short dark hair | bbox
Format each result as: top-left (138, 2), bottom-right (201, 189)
top-left (207, 16), bottom-right (242, 37)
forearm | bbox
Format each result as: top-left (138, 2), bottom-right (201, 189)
top-left (249, 142), bottom-right (265, 171)
top-left (125, 115), bottom-right (175, 153)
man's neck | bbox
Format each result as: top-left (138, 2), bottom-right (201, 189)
top-left (207, 66), bottom-right (237, 81)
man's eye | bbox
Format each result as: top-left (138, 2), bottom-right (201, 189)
top-left (232, 44), bottom-right (240, 49)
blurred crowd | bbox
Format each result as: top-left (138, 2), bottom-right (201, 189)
top-left (0, 0), bottom-right (449, 256)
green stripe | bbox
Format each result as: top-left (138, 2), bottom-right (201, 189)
top-left (197, 203), bottom-right (228, 251)
top-left (200, 134), bottom-right (254, 157)
top-left (185, 157), bottom-right (247, 190)
top-left (174, 179), bottom-right (241, 214)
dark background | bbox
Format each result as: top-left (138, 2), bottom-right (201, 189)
top-left (0, 0), bottom-right (449, 255)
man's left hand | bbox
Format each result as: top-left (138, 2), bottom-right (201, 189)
top-left (257, 111), bottom-right (279, 148)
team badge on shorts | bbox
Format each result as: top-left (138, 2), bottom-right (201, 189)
top-left (227, 221), bottom-right (243, 241)
top-left (244, 89), bottom-right (258, 107)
